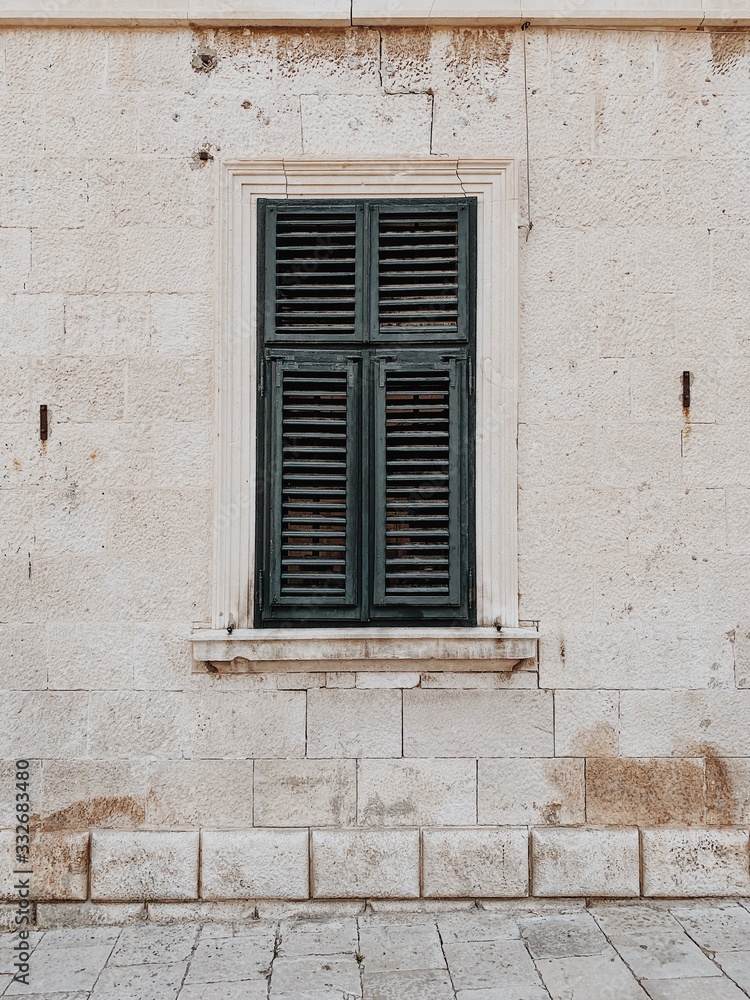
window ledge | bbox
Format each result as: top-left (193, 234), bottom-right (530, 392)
top-left (191, 627), bottom-right (538, 673)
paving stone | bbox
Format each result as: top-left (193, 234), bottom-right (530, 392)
top-left (185, 929), bottom-right (276, 984)
top-left (362, 969), bottom-right (454, 999)
top-left (535, 952), bottom-right (649, 1000)
top-left (270, 955), bottom-right (362, 995)
top-left (712, 952), bottom-right (750, 993)
top-left (109, 923), bottom-right (200, 965)
top-left (437, 910), bottom-right (520, 943)
top-left (271, 993), bottom-right (355, 1000)
top-left (358, 921), bottom-right (445, 973)
top-left (519, 912), bottom-right (609, 959)
top-left (0, 931), bottom-right (44, 973)
top-left (35, 927), bottom-right (119, 949)
top-left (672, 903), bottom-right (750, 953)
top-left (91, 960), bottom-right (186, 998)
top-left (179, 983), bottom-right (269, 1000)
top-left (5, 943), bottom-right (112, 994)
top-left (442, 939), bottom-right (541, 991)
top-left (593, 906), bottom-right (723, 980)
top-left (454, 990), bottom-right (549, 1000)
top-left (642, 976), bottom-right (748, 999)
top-left (6, 994), bottom-right (88, 1000)
top-left (278, 918), bottom-right (358, 957)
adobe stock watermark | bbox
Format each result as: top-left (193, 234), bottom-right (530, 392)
top-left (11, 759), bottom-right (33, 987)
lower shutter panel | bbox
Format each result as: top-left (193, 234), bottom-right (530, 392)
top-left (372, 351), bottom-right (470, 617)
top-left (264, 355), bottom-right (360, 619)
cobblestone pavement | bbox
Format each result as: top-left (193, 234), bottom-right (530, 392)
top-left (4, 901), bottom-right (750, 999)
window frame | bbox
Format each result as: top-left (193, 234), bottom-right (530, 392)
top-left (194, 159), bottom-right (533, 671)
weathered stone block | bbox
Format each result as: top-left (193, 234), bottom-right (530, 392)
top-left (117, 228), bottom-right (213, 294)
top-left (254, 759), bottom-right (355, 827)
top-left (478, 758), bottom-right (585, 826)
top-left (620, 692), bottom-right (750, 757)
top-left (30, 230), bottom-right (118, 294)
top-left (307, 689), bottom-right (402, 758)
top-left (0, 831), bottom-right (88, 901)
top-left (187, 690), bottom-right (307, 758)
top-left (91, 831), bottom-right (199, 901)
top-left (422, 828), bottom-right (529, 898)
top-left (358, 759), bottom-right (476, 826)
top-left (554, 691), bottom-right (620, 757)
top-left (136, 88), bottom-right (303, 159)
top-left (40, 759), bottom-right (147, 831)
top-left (586, 758), bottom-right (706, 827)
top-left (201, 829), bottom-right (309, 900)
top-left (541, 622), bottom-right (735, 690)
top-left (46, 622), bottom-right (134, 692)
top-left (0, 623), bottom-right (47, 691)
top-left (0, 692), bottom-right (88, 758)
top-left (0, 293), bottom-right (64, 356)
top-left (642, 829), bottom-right (750, 897)
top-left (403, 690), bottom-right (553, 757)
top-left (707, 757), bottom-right (750, 825)
top-left (88, 691), bottom-right (189, 758)
top-left (532, 829), bottom-right (640, 898)
top-left (312, 830), bottom-right (419, 899)
top-left (0, 228), bottom-right (31, 292)
top-left (299, 93), bottom-right (433, 156)
top-left (126, 357), bottom-right (213, 420)
top-left (36, 901), bottom-right (146, 928)
top-left (145, 759), bottom-right (254, 829)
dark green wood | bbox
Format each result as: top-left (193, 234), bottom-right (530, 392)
top-left (370, 349), bottom-right (470, 621)
top-left (255, 198), bottom-right (476, 627)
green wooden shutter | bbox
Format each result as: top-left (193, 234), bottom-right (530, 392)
top-left (257, 197), bottom-right (476, 628)
top-left (259, 352), bottom-right (361, 624)
top-left (260, 201), bottom-right (364, 344)
top-left (370, 200), bottom-right (473, 343)
top-left (370, 349), bottom-right (472, 621)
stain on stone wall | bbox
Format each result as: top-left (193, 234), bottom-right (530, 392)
top-left (586, 758), bottom-right (706, 826)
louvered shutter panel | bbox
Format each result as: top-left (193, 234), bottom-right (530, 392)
top-left (371, 350), bottom-right (471, 619)
top-left (371, 201), bottom-right (473, 343)
top-left (261, 353), bottom-right (360, 622)
top-left (261, 202), bottom-right (363, 343)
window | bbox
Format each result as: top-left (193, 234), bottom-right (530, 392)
top-left (255, 198), bottom-right (476, 627)
top-left (193, 160), bottom-right (538, 672)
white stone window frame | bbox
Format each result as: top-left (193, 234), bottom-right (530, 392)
top-left (192, 158), bottom-right (538, 672)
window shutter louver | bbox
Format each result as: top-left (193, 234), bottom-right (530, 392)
top-left (371, 202), bottom-right (471, 343)
top-left (262, 353), bottom-right (360, 621)
top-left (371, 351), bottom-right (470, 618)
top-left (263, 203), bottom-right (363, 343)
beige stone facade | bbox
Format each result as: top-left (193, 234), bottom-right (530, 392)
top-left (3, 14), bottom-right (750, 908)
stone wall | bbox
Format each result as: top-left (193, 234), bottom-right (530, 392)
top-left (2, 23), bottom-right (750, 907)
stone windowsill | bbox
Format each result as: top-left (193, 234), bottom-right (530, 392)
top-left (191, 626), bottom-right (539, 673)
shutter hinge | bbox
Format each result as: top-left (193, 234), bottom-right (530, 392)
top-left (256, 570), bottom-right (264, 612)
top-left (468, 357), bottom-right (475, 396)
top-left (259, 360), bottom-right (265, 396)
top-left (468, 567), bottom-right (475, 609)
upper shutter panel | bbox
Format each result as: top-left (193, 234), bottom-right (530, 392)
top-left (264, 204), bottom-right (362, 343)
top-left (371, 350), bottom-right (471, 619)
top-left (262, 353), bottom-right (360, 621)
top-left (374, 202), bottom-right (472, 343)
